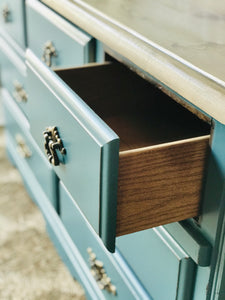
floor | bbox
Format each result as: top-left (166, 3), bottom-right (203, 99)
top-left (0, 127), bottom-right (85, 300)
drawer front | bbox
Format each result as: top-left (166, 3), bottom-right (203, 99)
top-left (26, 51), bottom-right (119, 249)
top-left (117, 229), bottom-right (196, 300)
top-left (0, 0), bottom-right (26, 49)
top-left (60, 181), bottom-right (150, 300)
top-left (26, 0), bottom-right (94, 68)
top-left (0, 37), bottom-right (28, 117)
top-left (2, 88), bottom-right (57, 208)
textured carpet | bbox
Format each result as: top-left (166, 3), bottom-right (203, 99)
top-left (0, 128), bottom-right (85, 300)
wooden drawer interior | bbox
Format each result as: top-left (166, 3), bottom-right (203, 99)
top-left (56, 62), bottom-right (210, 237)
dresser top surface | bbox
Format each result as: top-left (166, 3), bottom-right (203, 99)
top-left (73, 0), bottom-right (225, 82)
top-left (42, 0), bottom-right (225, 123)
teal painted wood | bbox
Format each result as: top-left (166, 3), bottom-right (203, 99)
top-left (100, 140), bottom-right (119, 252)
top-left (96, 41), bottom-right (105, 63)
top-left (200, 121), bottom-right (225, 300)
top-left (3, 132), bottom-right (103, 299)
top-left (45, 222), bottom-right (104, 300)
top-left (5, 120), bottom-right (102, 299)
top-left (2, 88), bottom-right (57, 208)
top-left (199, 121), bottom-right (225, 245)
top-left (26, 50), bottom-right (119, 251)
top-left (217, 242), bottom-right (225, 300)
top-left (192, 266), bottom-right (211, 300)
top-left (60, 181), bottom-right (151, 300)
top-left (165, 221), bottom-right (212, 267)
top-left (0, 37), bottom-right (28, 117)
top-left (0, 0), bottom-right (26, 49)
top-left (26, 0), bottom-right (94, 68)
top-left (0, 29), bottom-right (25, 60)
top-left (117, 227), bottom-right (196, 300)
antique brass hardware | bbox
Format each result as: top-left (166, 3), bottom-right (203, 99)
top-left (16, 134), bottom-right (32, 158)
top-left (13, 81), bottom-right (28, 103)
top-left (42, 41), bottom-right (57, 67)
top-left (43, 126), bottom-right (66, 166)
top-left (2, 4), bottom-right (10, 22)
top-left (87, 248), bottom-right (117, 295)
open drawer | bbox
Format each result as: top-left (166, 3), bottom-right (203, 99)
top-left (26, 50), bottom-right (210, 252)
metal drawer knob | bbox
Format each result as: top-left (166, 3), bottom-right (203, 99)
top-left (42, 41), bottom-right (57, 67)
top-left (13, 80), bottom-right (28, 103)
top-left (16, 134), bottom-right (32, 158)
top-left (43, 126), bottom-right (66, 166)
top-left (2, 4), bottom-right (10, 23)
top-left (87, 248), bottom-right (117, 295)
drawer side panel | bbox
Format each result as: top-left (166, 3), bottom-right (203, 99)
top-left (117, 136), bottom-right (210, 236)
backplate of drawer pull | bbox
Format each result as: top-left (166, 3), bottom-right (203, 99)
top-left (87, 248), bottom-right (117, 295)
top-left (43, 126), bottom-right (66, 166)
top-left (16, 134), bottom-right (32, 158)
top-left (2, 4), bottom-right (10, 23)
top-left (42, 41), bottom-right (57, 67)
top-left (13, 81), bottom-right (28, 103)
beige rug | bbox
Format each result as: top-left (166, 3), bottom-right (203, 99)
top-left (0, 128), bottom-right (85, 300)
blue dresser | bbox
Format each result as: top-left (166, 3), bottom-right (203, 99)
top-left (1, 0), bottom-right (225, 299)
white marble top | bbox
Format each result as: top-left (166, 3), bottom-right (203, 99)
top-left (42, 0), bottom-right (225, 123)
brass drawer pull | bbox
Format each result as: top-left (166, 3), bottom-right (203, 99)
top-left (87, 248), bottom-right (117, 295)
top-left (13, 81), bottom-right (28, 103)
top-left (42, 41), bottom-right (57, 67)
top-left (16, 134), bottom-right (32, 158)
top-left (43, 126), bottom-right (66, 166)
top-left (2, 4), bottom-right (10, 23)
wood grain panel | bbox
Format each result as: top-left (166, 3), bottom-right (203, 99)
top-left (116, 135), bottom-right (209, 236)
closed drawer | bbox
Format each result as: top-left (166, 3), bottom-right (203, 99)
top-left (0, 37), bottom-right (28, 117)
top-left (2, 88), bottom-right (57, 208)
top-left (117, 229), bottom-right (195, 300)
top-left (26, 0), bottom-right (94, 68)
top-left (26, 50), bottom-right (210, 252)
top-left (0, 0), bottom-right (26, 49)
top-left (59, 181), bottom-right (150, 300)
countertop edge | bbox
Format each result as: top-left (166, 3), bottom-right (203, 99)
top-left (42, 0), bottom-right (225, 125)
